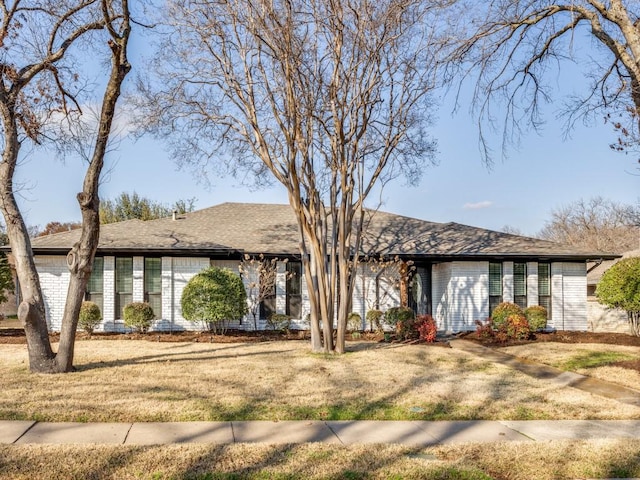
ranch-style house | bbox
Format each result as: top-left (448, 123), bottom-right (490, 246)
top-left (28, 202), bottom-right (619, 333)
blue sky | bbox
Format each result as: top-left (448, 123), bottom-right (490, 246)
top-left (16, 93), bottom-right (638, 237)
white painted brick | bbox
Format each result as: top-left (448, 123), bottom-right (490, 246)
top-left (502, 261), bottom-right (514, 303)
top-left (132, 256), bottom-right (144, 303)
top-left (561, 262), bottom-right (587, 331)
top-left (527, 262), bottom-right (538, 308)
top-left (102, 256), bottom-right (115, 330)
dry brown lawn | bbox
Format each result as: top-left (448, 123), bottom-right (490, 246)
top-left (2, 439), bottom-right (640, 479)
top-left (1, 339), bottom-right (639, 422)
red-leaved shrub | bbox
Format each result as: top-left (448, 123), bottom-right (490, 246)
top-left (505, 313), bottom-right (531, 340)
top-left (416, 314), bottom-right (437, 343)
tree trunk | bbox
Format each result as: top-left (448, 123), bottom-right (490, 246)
top-left (0, 108), bottom-right (57, 372)
top-left (629, 311), bottom-right (640, 337)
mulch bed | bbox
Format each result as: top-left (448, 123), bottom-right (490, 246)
top-left (459, 330), bottom-right (640, 348)
top-left (2, 328), bottom-right (640, 347)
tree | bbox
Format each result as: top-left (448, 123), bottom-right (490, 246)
top-left (36, 222), bottom-right (83, 237)
top-left (0, 0), bottom-right (132, 373)
top-left (181, 267), bottom-right (248, 334)
top-left (537, 197), bottom-right (639, 253)
top-left (99, 192), bottom-right (196, 223)
top-left (139, 0), bottom-right (441, 353)
top-left (452, 1), bottom-right (640, 163)
top-left (596, 257), bottom-right (640, 336)
top-left (238, 254), bottom-right (289, 332)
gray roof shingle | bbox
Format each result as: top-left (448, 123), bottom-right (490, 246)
top-left (30, 202), bottom-right (619, 260)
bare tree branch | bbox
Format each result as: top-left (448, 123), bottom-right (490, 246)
top-left (451, 0), bottom-right (640, 164)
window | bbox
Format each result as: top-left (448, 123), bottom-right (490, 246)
top-left (85, 257), bottom-right (104, 314)
top-left (489, 262), bottom-right (502, 315)
top-left (514, 262), bottom-right (527, 309)
top-left (286, 261), bottom-right (302, 319)
top-left (115, 257), bottom-right (133, 320)
top-left (538, 262), bottom-right (551, 312)
top-left (144, 258), bottom-right (162, 319)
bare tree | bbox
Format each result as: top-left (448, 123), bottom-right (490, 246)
top-left (36, 222), bottom-right (83, 237)
top-left (451, 1), bottom-right (640, 162)
top-left (238, 254), bottom-right (289, 332)
top-left (0, 0), bottom-right (131, 373)
top-left (537, 197), bottom-right (640, 253)
top-left (138, 0), bottom-right (441, 353)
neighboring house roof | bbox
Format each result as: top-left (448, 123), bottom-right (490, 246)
top-left (28, 202), bottom-right (620, 260)
top-left (587, 248), bottom-right (640, 286)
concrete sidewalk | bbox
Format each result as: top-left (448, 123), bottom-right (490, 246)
top-left (3, 420), bottom-right (640, 446)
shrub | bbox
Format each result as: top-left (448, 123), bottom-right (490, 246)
top-left (385, 306), bottom-right (416, 340)
top-left (476, 314), bottom-right (531, 343)
top-left (181, 267), bottom-right (248, 334)
top-left (475, 318), bottom-right (495, 340)
top-left (505, 313), bottom-right (531, 340)
top-left (525, 305), bottom-right (548, 331)
top-left (366, 310), bottom-right (384, 333)
top-left (384, 306), bottom-right (414, 326)
top-left (267, 313), bottom-right (291, 332)
top-left (597, 257), bottom-right (640, 336)
top-left (78, 301), bottom-right (102, 334)
top-left (123, 302), bottom-right (155, 333)
top-left (416, 314), bottom-right (437, 343)
top-left (491, 302), bottom-right (524, 329)
top-left (347, 312), bottom-right (362, 332)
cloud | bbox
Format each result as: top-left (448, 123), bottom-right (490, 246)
top-left (463, 200), bottom-right (493, 210)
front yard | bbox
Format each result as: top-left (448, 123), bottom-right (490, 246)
top-left (3, 337), bottom-right (640, 479)
top-left (1, 339), bottom-right (639, 422)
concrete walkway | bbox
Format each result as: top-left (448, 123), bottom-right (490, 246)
top-left (451, 339), bottom-right (640, 407)
top-left (3, 419), bottom-right (640, 446)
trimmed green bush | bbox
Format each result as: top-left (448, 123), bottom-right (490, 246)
top-left (525, 305), bottom-right (548, 331)
top-left (267, 313), bottom-right (291, 332)
top-left (78, 301), bottom-right (102, 334)
top-left (181, 266), bottom-right (248, 334)
top-left (123, 302), bottom-right (155, 333)
top-left (366, 310), bottom-right (384, 333)
top-left (491, 302), bottom-right (524, 329)
top-left (385, 306), bottom-right (415, 340)
top-left (597, 257), bottom-right (640, 336)
top-left (347, 312), bottom-right (362, 332)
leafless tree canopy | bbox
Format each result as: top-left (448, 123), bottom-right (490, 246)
top-left (537, 196), bottom-right (640, 253)
top-left (138, 0), bottom-right (443, 352)
top-left (452, 0), bottom-right (640, 162)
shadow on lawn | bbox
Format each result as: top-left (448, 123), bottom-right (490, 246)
top-left (75, 343), bottom-right (297, 372)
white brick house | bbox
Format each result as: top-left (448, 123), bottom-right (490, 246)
top-left (28, 203), bottom-right (618, 333)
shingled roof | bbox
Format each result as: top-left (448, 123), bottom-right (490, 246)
top-left (29, 202), bottom-right (619, 260)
